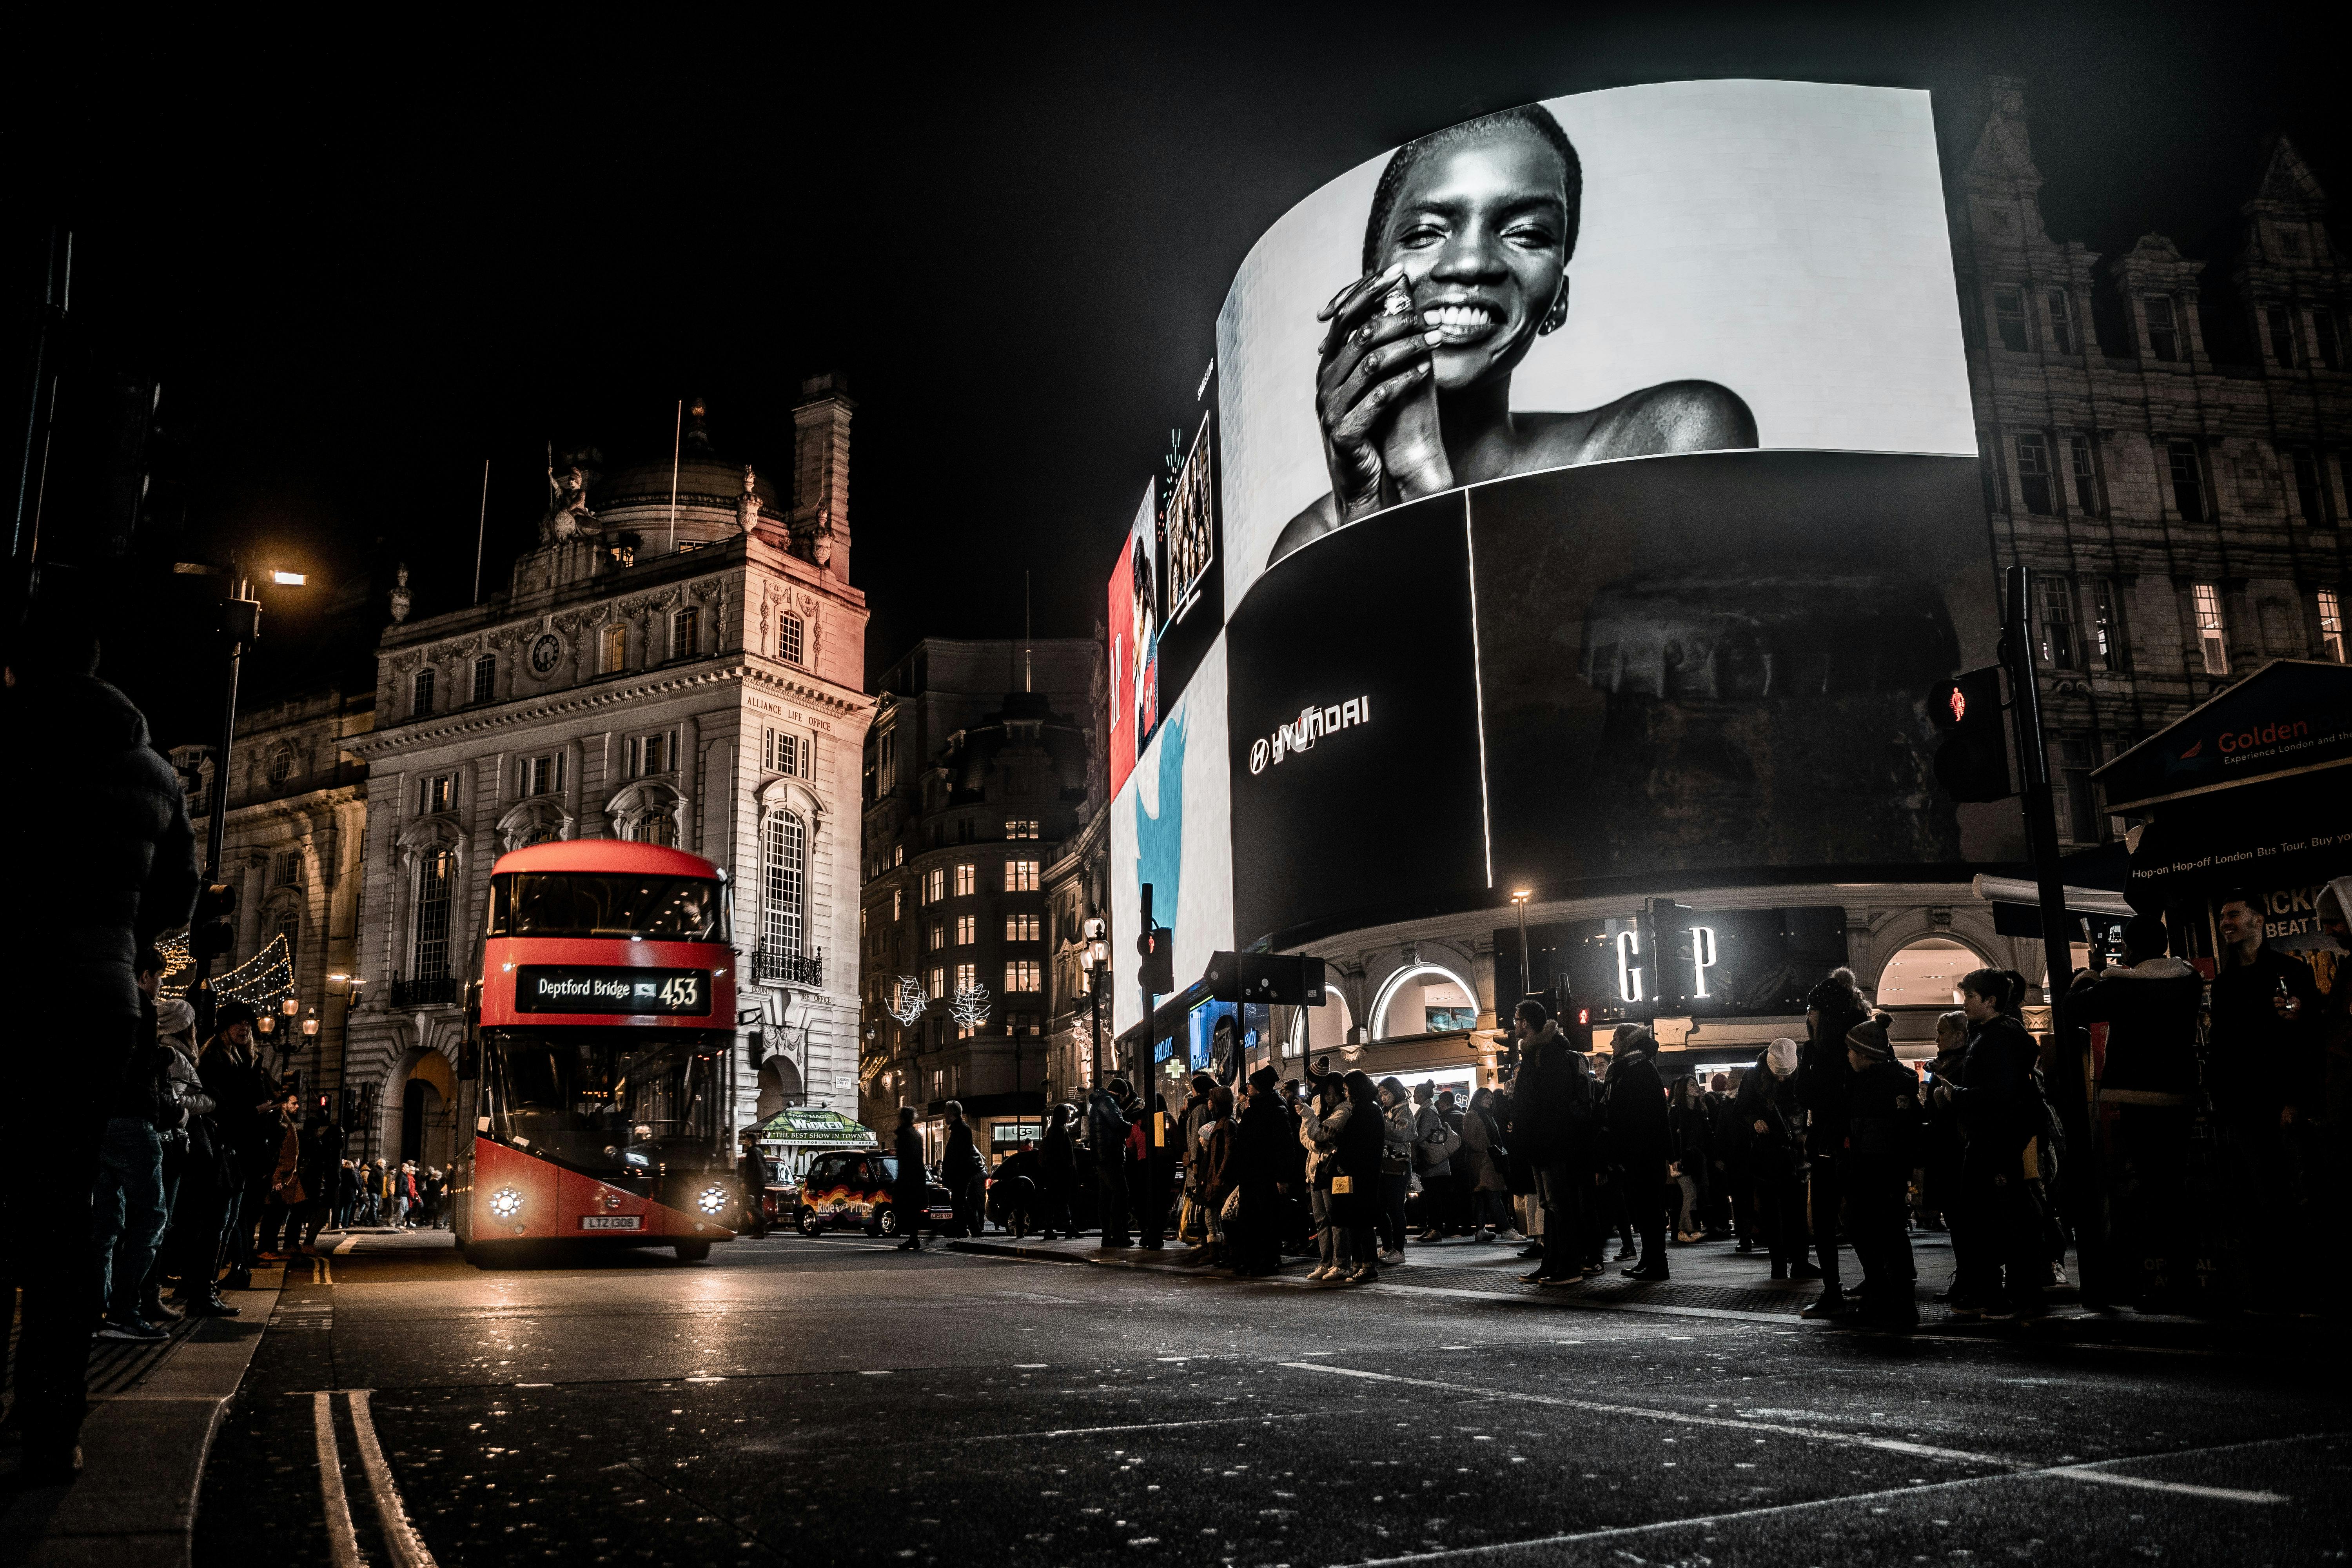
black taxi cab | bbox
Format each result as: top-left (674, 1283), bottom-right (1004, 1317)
top-left (787, 1149), bottom-right (956, 1238)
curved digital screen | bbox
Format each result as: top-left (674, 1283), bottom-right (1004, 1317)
top-left (1111, 80), bottom-right (2007, 1028)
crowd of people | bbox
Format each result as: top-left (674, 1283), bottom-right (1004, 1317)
top-left (91, 977), bottom-right (455, 1350)
top-left (903, 889), bottom-right (2350, 1327)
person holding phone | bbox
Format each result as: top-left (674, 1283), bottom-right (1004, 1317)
top-left (1272, 103), bottom-right (1757, 567)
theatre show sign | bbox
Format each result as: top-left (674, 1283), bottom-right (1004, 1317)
top-left (1112, 79), bottom-right (1999, 1028)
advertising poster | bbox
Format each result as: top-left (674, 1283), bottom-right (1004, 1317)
top-left (1212, 80), bottom-right (2003, 950)
top-left (1105, 481), bottom-right (1157, 799)
top-left (1110, 636), bottom-right (1234, 1033)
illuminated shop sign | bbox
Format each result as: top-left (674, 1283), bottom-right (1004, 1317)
top-left (1248, 694), bottom-right (1370, 775)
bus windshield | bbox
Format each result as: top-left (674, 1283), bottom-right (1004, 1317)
top-left (483, 1027), bottom-right (724, 1176)
top-left (488, 872), bottom-right (729, 942)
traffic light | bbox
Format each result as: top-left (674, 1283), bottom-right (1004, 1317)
top-left (1931, 666), bottom-right (2013, 802)
top-left (744, 1029), bottom-right (766, 1070)
top-left (190, 882), bottom-right (238, 959)
top-left (1136, 928), bottom-right (1174, 996)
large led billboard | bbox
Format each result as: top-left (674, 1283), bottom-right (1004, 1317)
top-left (1110, 80), bottom-right (2007, 1011)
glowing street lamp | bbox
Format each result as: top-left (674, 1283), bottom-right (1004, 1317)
top-left (1510, 888), bottom-right (1534, 1009)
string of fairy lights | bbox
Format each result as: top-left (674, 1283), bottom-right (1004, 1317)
top-left (157, 930), bottom-right (297, 1007)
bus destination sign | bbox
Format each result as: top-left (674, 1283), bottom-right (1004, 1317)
top-left (513, 966), bottom-right (710, 1016)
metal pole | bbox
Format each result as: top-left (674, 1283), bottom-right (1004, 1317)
top-left (471, 459), bottom-right (489, 604)
top-left (2000, 565), bottom-right (2075, 1004)
top-left (666, 399), bottom-right (682, 554)
top-left (1516, 900), bottom-right (1532, 1004)
top-left (193, 583), bottom-right (260, 1037)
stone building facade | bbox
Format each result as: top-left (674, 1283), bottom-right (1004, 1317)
top-left (856, 638), bottom-right (1098, 1156)
top-left (1958, 77), bottom-right (2349, 844)
top-left (168, 685), bottom-right (373, 1091)
top-left (339, 380), bottom-right (871, 1164)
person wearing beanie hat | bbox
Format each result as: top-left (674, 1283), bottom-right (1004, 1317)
top-left (1841, 1011), bottom-right (1922, 1329)
top-left (1176, 1072), bottom-right (1222, 1261)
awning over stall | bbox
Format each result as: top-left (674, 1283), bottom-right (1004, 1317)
top-left (758, 1106), bottom-right (873, 1146)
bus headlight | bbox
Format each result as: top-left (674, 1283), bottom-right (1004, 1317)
top-left (490, 1187), bottom-right (524, 1218)
top-left (696, 1184), bottom-right (728, 1215)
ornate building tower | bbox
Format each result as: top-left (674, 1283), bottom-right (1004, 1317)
top-left (341, 377), bottom-right (872, 1163)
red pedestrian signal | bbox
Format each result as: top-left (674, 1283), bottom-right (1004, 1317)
top-left (1931, 666), bottom-right (2013, 803)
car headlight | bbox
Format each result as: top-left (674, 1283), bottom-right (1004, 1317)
top-left (489, 1187), bottom-right (523, 1218)
top-left (696, 1184), bottom-right (729, 1215)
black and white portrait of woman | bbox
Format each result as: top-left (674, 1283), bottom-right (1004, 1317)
top-left (1269, 105), bottom-right (1757, 567)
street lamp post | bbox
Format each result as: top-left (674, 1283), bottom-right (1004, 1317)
top-left (1510, 888), bottom-right (1534, 1008)
top-left (1082, 918), bottom-right (1109, 1091)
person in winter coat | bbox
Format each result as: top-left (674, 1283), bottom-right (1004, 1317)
top-left (1038, 1103), bottom-right (1081, 1239)
top-left (1300, 1062), bottom-right (1352, 1281)
top-left (2063, 915), bottom-right (2208, 1309)
top-left (1228, 1067), bottom-right (1292, 1276)
top-left (253, 1092), bottom-right (306, 1258)
top-left (1408, 1081), bottom-right (1454, 1242)
top-left (1375, 1078), bottom-right (1416, 1263)
top-left (1196, 1085), bottom-right (1239, 1264)
top-left (1510, 1004), bottom-right (1599, 1284)
top-left (1735, 1038), bottom-right (1811, 1280)
top-left (1459, 1087), bottom-right (1512, 1241)
top-left (1842, 1013), bottom-right (1923, 1329)
top-left (1331, 1071), bottom-right (1387, 1283)
top-left (1916, 1011), bottom-right (1969, 1233)
top-left (1668, 1077), bottom-right (1713, 1243)
top-left (1603, 1025), bottom-right (1673, 1279)
top-left (1941, 969), bottom-right (2049, 1318)
top-left (148, 997), bottom-right (220, 1319)
top-left (1177, 1072), bottom-right (1220, 1257)
top-left (942, 1102), bottom-right (985, 1237)
top-left (1088, 1082), bottom-right (1134, 1247)
top-left (891, 1108), bottom-right (930, 1251)
top-left (1704, 1073), bottom-right (1746, 1246)
top-left (1797, 967), bottom-right (1870, 1309)
top-left (0, 610), bottom-right (204, 1480)
top-left (198, 1002), bottom-right (276, 1288)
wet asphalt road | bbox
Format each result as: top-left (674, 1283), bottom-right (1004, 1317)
top-left (192, 1230), bottom-right (2350, 1567)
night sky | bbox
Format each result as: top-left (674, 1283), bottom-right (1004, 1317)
top-left (11, 4), bottom-right (2343, 744)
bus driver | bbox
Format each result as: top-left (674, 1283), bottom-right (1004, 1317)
top-left (1269, 103), bottom-right (1758, 567)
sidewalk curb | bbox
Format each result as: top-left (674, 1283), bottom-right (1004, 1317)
top-left (0, 1269), bottom-right (283, 1568)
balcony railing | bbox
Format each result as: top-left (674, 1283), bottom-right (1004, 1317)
top-left (388, 973), bottom-right (460, 1008)
top-left (753, 949), bottom-right (823, 988)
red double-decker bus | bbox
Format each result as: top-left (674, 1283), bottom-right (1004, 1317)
top-left (453, 840), bottom-right (743, 1265)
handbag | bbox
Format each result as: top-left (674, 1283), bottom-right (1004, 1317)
top-left (1330, 1174), bottom-right (1355, 1195)
top-left (1220, 1187), bottom-right (1244, 1222)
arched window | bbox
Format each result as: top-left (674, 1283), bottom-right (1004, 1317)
top-left (412, 848), bottom-right (455, 978)
top-left (630, 810), bottom-right (678, 848)
top-left (1875, 938), bottom-right (1981, 1009)
top-left (762, 810), bottom-right (807, 958)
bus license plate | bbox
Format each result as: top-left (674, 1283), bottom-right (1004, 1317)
top-left (580, 1215), bottom-right (642, 1231)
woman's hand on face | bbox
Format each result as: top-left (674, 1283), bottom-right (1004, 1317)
top-left (1314, 263), bottom-right (1441, 519)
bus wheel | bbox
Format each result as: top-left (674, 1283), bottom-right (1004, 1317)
top-left (673, 1241), bottom-right (712, 1263)
top-left (795, 1207), bottom-right (819, 1236)
top-left (876, 1205), bottom-right (903, 1238)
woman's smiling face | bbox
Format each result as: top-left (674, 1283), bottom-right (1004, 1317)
top-left (1374, 127), bottom-right (1570, 394)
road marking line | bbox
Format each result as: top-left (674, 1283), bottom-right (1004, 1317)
top-left (964, 1411), bottom-right (1318, 1443)
top-left (334, 1235), bottom-right (360, 1254)
top-left (2045, 1467), bottom-right (2287, 1503)
top-left (348, 1389), bottom-right (438, 1568)
top-left (312, 1391), bottom-right (363, 1568)
top-left (1279, 1363), bottom-right (2006, 1466)
top-left (1327, 1430), bottom-right (2316, 1564)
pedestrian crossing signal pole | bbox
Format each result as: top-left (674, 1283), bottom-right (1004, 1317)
top-left (1998, 566), bottom-right (2077, 1006)
top-left (1136, 883), bottom-right (1173, 1249)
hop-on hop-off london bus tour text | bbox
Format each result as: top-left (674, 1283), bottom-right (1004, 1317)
top-left (454, 840), bottom-right (742, 1265)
